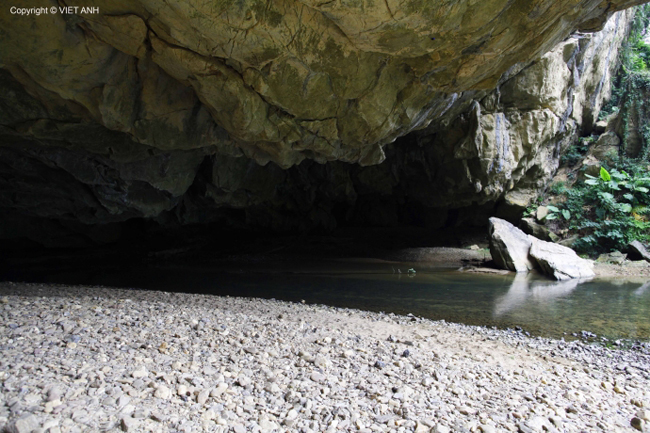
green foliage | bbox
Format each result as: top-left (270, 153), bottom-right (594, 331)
top-left (542, 205), bottom-right (571, 221)
top-left (600, 5), bottom-right (650, 121)
top-left (561, 138), bottom-right (591, 167)
top-left (553, 167), bottom-right (650, 254)
top-left (599, 5), bottom-right (650, 161)
top-left (549, 181), bottom-right (567, 195)
top-left (522, 205), bottom-right (536, 219)
top-left (621, 5), bottom-right (650, 73)
top-left (545, 6), bottom-right (650, 255)
top-left (617, 72), bottom-right (650, 158)
top-left (600, 166), bottom-right (611, 182)
top-left (615, 157), bottom-right (650, 178)
top-left (624, 38), bottom-right (650, 73)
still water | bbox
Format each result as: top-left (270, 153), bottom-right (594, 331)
top-left (5, 259), bottom-right (650, 341)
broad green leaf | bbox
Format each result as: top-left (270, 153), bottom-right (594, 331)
top-left (600, 167), bottom-right (611, 182)
top-left (546, 205), bottom-right (560, 212)
top-left (562, 210), bottom-right (571, 220)
top-left (585, 179), bottom-right (599, 186)
top-left (619, 203), bottom-right (633, 213)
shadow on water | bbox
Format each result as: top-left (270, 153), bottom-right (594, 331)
top-left (3, 259), bottom-right (650, 341)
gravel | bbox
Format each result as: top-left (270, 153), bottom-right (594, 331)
top-left (1, 281), bottom-right (649, 432)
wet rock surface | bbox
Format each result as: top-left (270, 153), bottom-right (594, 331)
top-left (1, 282), bottom-right (648, 432)
top-left (593, 260), bottom-right (650, 278)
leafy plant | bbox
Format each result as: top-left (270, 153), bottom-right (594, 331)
top-left (561, 138), bottom-right (591, 167)
top-left (543, 5), bottom-right (650, 255)
top-left (549, 181), bottom-right (567, 195)
top-left (557, 166), bottom-right (650, 254)
top-left (600, 5), bottom-right (650, 122)
top-left (543, 205), bottom-right (571, 221)
top-left (522, 205), bottom-right (537, 219)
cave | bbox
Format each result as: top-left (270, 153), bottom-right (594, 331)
top-left (0, 0), bottom-right (647, 280)
top-left (2, 3), bottom-right (650, 432)
top-left (1, 1), bottom-right (640, 271)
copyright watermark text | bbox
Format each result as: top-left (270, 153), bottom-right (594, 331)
top-left (9, 5), bottom-right (100, 16)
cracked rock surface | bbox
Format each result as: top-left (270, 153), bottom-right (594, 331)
top-left (0, 3), bottom-right (643, 244)
top-left (1, 0), bottom-right (646, 166)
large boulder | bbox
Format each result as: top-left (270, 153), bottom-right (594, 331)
top-left (488, 217), bottom-right (536, 273)
top-left (489, 217), bottom-right (595, 280)
top-left (588, 131), bottom-right (620, 165)
top-left (519, 217), bottom-right (557, 242)
top-left (628, 240), bottom-right (650, 262)
top-left (529, 241), bottom-right (595, 280)
top-left (596, 251), bottom-right (628, 264)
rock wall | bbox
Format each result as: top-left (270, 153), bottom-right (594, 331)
top-left (1, 0), bottom-right (645, 166)
top-left (0, 4), bottom-right (640, 245)
top-left (409, 9), bottom-right (634, 216)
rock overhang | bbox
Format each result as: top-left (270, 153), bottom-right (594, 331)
top-left (1, 0), bottom-right (648, 167)
top-left (0, 1), bottom-right (647, 245)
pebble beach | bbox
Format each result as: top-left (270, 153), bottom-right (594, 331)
top-left (1, 282), bottom-right (649, 433)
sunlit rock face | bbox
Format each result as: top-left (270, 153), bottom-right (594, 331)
top-left (1, 0), bottom-right (645, 167)
top-left (0, 3), bottom-right (641, 244)
top-left (396, 9), bottom-right (634, 216)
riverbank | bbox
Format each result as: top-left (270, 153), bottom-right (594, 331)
top-left (1, 282), bottom-right (649, 433)
top-left (381, 246), bottom-right (650, 278)
top-left (593, 260), bottom-right (650, 278)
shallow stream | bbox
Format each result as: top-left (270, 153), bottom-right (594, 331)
top-left (5, 258), bottom-right (650, 342)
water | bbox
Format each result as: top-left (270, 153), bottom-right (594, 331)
top-left (4, 259), bottom-right (650, 341)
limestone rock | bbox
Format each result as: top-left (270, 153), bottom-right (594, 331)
top-left (0, 5), bottom-right (640, 242)
top-left (489, 217), bottom-right (593, 280)
top-left (589, 131), bottom-right (621, 164)
top-left (529, 240), bottom-right (595, 280)
top-left (558, 235), bottom-right (580, 249)
top-left (0, 0), bottom-right (644, 167)
top-left (580, 154), bottom-right (604, 180)
top-left (631, 417), bottom-right (646, 432)
top-left (4, 414), bottom-right (40, 433)
top-left (594, 120), bottom-right (608, 134)
top-left (596, 251), bottom-right (628, 264)
top-left (519, 218), bottom-right (556, 242)
top-left (628, 240), bottom-right (650, 262)
top-left (612, 85), bottom-right (650, 158)
top-left (595, 131), bottom-right (621, 148)
top-left (536, 207), bottom-right (550, 222)
top-left (154, 385), bottom-right (171, 400)
top-left (488, 218), bottom-right (536, 273)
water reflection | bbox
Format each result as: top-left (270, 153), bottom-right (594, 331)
top-left (489, 273), bottom-right (650, 340)
top-left (493, 273), bottom-right (585, 317)
top-left (2, 260), bottom-right (650, 340)
top-left (635, 281), bottom-right (650, 296)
